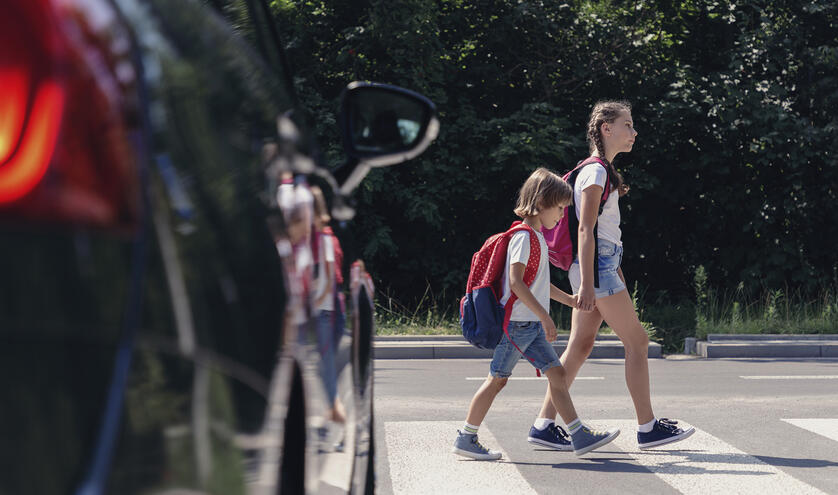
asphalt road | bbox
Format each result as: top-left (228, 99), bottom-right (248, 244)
top-left (373, 357), bottom-right (838, 494)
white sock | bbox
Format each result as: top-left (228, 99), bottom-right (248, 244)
top-left (533, 418), bottom-right (554, 431)
top-left (638, 418), bottom-right (657, 433)
top-left (463, 422), bottom-right (479, 435)
top-left (567, 418), bottom-right (582, 435)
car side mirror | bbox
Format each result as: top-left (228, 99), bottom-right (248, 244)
top-left (335, 82), bottom-right (438, 194)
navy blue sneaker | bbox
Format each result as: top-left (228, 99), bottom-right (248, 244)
top-left (527, 423), bottom-right (573, 451)
top-left (637, 418), bottom-right (695, 450)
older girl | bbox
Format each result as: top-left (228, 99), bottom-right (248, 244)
top-left (527, 101), bottom-right (694, 451)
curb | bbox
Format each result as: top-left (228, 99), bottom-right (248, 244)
top-left (695, 334), bottom-right (838, 358)
top-left (373, 335), bottom-right (662, 360)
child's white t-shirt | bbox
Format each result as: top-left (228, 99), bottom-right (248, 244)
top-left (499, 229), bottom-right (549, 322)
top-left (313, 234), bottom-right (335, 312)
top-left (573, 163), bottom-right (622, 246)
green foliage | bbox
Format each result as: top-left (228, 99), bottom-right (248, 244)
top-left (246, 1), bottom-right (838, 327)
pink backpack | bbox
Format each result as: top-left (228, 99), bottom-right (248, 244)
top-left (542, 157), bottom-right (611, 270)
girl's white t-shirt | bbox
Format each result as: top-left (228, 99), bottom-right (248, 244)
top-left (500, 230), bottom-right (549, 322)
top-left (313, 234), bottom-right (335, 312)
top-left (573, 163), bottom-right (622, 246)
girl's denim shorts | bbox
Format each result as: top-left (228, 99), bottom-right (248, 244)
top-left (569, 239), bottom-right (627, 299)
top-left (490, 321), bottom-right (561, 377)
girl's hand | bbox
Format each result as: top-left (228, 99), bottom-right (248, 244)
top-left (541, 317), bottom-right (558, 342)
top-left (571, 293), bottom-right (582, 309)
top-left (578, 285), bottom-right (596, 312)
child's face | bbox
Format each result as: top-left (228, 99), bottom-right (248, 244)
top-left (605, 110), bottom-right (637, 154)
top-left (538, 203), bottom-right (565, 230)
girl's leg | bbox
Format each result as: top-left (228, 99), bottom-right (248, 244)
top-left (595, 289), bottom-right (654, 424)
top-left (465, 375), bottom-right (508, 426)
top-left (536, 308), bottom-right (603, 420)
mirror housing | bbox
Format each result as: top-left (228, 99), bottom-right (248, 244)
top-left (336, 82), bottom-right (438, 194)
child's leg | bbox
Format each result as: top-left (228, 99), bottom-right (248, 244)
top-left (541, 366), bottom-right (578, 424)
top-left (463, 325), bottom-right (527, 428)
top-left (536, 308), bottom-right (603, 421)
top-left (454, 331), bottom-right (525, 461)
top-left (594, 289), bottom-right (654, 424)
top-left (465, 376), bottom-right (508, 426)
top-left (529, 334), bottom-right (620, 456)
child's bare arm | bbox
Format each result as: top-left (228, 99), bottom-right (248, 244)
top-left (508, 262), bottom-right (557, 341)
top-left (550, 284), bottom-right (579, 309)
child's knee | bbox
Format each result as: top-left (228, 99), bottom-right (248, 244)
top-left (570, 334), bottom-right (597, 356)
top-left (623, 327), bottom-right (649, 355)
top-left (544, 365), bottom-right (567, 386)
top-left (488, 376), bottom-right (508, 392)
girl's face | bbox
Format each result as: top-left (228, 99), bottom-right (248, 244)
top-left (604, 111), bottom-right (637, 153)
top-left (538, 204), bottom-right (565, 230)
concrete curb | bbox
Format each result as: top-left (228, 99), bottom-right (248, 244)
top-left (695, 334), bottom-right (838, 358)
top-left (373, 334), bottom-right (662, 360)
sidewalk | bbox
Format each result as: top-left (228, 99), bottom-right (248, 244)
top-left (373, 334), bottom-right (662, 359)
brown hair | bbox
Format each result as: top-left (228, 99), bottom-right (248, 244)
top-left (514, 168), bottom-right (573, 219)
top-left (310, 185), bottom-right (331, 226)
top-left (586, 100), bottom-right (630, 196)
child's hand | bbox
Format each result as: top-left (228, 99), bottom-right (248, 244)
top-left (541, 317), bottom-right (558, 342)
top-left (572, 293), bottom-right (594, 310)
top-left (578, 285), bottom-right (596, 312)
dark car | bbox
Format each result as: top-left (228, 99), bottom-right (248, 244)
top-left (0, 0), bottom-right (437, 493)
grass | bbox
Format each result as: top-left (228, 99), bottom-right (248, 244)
top-left (374, 273), bottom-right (838, 354)
top-left (693, 266), bottom-right (838, 340)
top-left (375, 285), bottom-right (460, 335)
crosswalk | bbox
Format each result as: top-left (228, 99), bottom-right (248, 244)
top-left (384, 419), bottom-right (838, 495)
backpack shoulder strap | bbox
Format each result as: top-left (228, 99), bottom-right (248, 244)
top-left (564, 156), bottom-right (611, 206)
top-left (504, 222), bottom-right (541, 282)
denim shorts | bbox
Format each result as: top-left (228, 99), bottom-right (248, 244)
top-left (569, 239), bottom-right (627, 299)
top-left (490, 321), bottom-right (561, 377)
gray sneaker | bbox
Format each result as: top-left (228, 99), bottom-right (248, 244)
top-left (571, 425), bottom-right (620, 456)
top-left (452, 430), bottom-right (502, 460)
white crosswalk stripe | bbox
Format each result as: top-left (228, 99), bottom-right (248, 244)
top-left (588, 420), bottom-right (827, 495)
top-left (384, 420), bottom-right (831, 494)
top-left (384, 421), bottom-right (537, 495)
top-left (782, 419), bottom-right (838, 443)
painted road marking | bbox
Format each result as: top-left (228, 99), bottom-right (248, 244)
top-left (741, 375), bottom-right (838, 380)
top-left (782, 419), bottom-right (838, 443)
top-left (589, 420), bottom-right (826, 495)
top-left (384, 421), bottom-right (537, 495)
top-left (465, 376), bottom-right (604, 381)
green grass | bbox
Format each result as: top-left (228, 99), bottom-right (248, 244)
top-left (375, 275), bottom-right (838, 354)
top-left (693, 285), bottom-right (838, 340)
top-left (375, 286), bottom-right (460, 335)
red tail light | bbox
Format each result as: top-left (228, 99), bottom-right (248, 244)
top-left (0, 0), bottom-right (141, 232)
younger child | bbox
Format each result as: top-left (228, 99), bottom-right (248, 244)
top-left (453, 168), bottom-right (620, 460)
top-left (310, 185), bottom-right (347, 427)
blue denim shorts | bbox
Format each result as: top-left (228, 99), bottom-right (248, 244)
top-left (569, 239), bottom-right (627, 299)
top-left (490, 321), bottom-right (561, 377)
